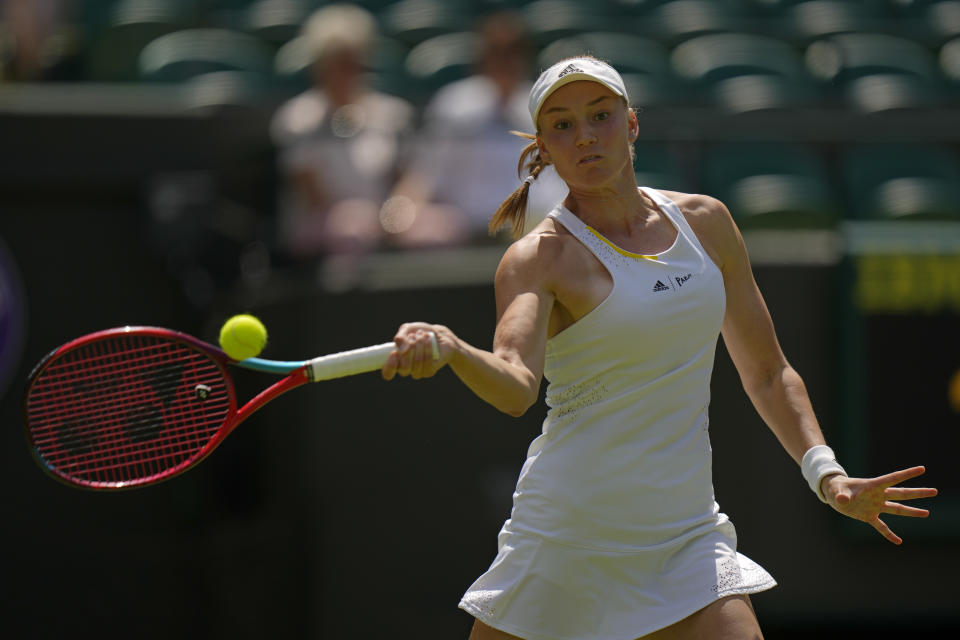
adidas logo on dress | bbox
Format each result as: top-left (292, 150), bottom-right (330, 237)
top-left (653, 280), bottom-right (670, 292)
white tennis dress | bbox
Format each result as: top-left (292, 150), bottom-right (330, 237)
top-left (459, 188), bottom-right (776, 639)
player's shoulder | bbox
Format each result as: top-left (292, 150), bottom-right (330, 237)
top-left (656, 190), bottom-right (731, 221)
top-left (500, 219), bottom-right (564, 266)
top-left (496, 217), bottom-right (574, 284)
top-left (654, 189), bottom-right (742, 270)
top-left (655, 189), bottom-right (738, 235)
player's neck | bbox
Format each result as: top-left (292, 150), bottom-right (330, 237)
top-left (564, 172), bottom-right (647, 233)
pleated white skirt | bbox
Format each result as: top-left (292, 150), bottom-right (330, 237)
top-left (459, 521), bottom-right (776, 640)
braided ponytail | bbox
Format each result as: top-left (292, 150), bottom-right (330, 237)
top-left (489, 131), bottom-right (550, 240)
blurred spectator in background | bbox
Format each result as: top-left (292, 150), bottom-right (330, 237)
top-left (269, 3), bottom-right (414, 259)
top-left (386, 10), bottom-right (562, 248)
top-left (0, 0), bottom-right (79, 82)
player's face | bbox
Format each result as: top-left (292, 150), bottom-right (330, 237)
top-left (536, 81), bottom-right (637, 191)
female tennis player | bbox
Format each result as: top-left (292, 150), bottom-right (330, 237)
top-left (382, 57), bottom-right (937, 640)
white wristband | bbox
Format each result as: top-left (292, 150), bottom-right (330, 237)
top-left (801, 445), bottom-right (847, 502)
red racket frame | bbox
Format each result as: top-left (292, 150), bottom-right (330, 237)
top-left (24, 326), bottom-right (310, 490)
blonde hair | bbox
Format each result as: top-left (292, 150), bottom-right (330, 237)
top-left (488, 131), bottom-right (548, 239)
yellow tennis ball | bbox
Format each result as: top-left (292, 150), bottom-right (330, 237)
top-left (219, 314), bottom-right (267, 361)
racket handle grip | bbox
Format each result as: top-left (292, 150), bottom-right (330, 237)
top-left (306, 342), bottom-right (396, 382)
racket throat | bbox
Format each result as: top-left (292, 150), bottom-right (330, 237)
top-left (232, 367), bottom-right (310, 426)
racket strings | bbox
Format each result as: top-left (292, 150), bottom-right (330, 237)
top-left (31, 352), bottom-right (211, 443)
top-left (27, 335), bottom-right (231, 486)
top-left (30, 357), bottom-right (223, 482)
top-left (29, 341), bottom-right (204, 443)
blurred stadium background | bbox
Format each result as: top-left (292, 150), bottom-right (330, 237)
top-left (1, 0), bottom-right (959, 638)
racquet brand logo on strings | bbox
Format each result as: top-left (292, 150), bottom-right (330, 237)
top-left (27, 335), bottom-right (229, 487)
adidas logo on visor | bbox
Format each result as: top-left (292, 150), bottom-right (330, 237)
top-left (558, 64), bottom-right (584, 78)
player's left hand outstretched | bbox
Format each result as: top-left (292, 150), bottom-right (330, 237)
top-left (382, 322), bottom-right (455, 381)
top-left (821, 466), bottom-right (938, 545)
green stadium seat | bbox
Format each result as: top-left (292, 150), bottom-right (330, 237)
top-left (207, 0), bottom-right (264, 9)
top-left (734, 0), bottom-right (787, 19)
top-left (537, 32), bottom-right (672, 76)
top-left (604, 0), bottom-right (675, 16)
top-left (672, 33), bottom-right (807, 84)
top-left (85, 0), bottom-right (195, 81)
top-left (702, 142), bottom-right (840, 229)
top-left (871, 177), bottom-right (960, 220)
top-left (805, 33), bottom-right (940, 83)
top-left (941, 36), bottom-right (960, 87)
top-left (784, 0), bottom-right (886, 45)
top-left (467, 0), bottom-right (538, 8)
top-left (924, 1), bottom-right (960, 44)
top-left (645, 0), bottom-right (741, 46)
top-left (182, 69), bottom-right (272, 111)
top-left (745, 0), bottom-right (893, 18)
top-left (272, 32), bottom-right (312, 89)
top-left (403, 31), bottom-right (479, 100)
top-left (522, 0), bottom-right (607, 46)
top-left (352, 0), bottom-right (404, 9)
top-left (843, 143), bottom-right (960, 220)
top-left (844, 72), bottom-right (946, 111)
top-left (242, 0), bottom-right (313, 48)
top-left (709, 73), bottom-right (821, 112)
top-left (624, 72), bottom-right (700, 108)
top-left (885, 0), bottom-right (946, 17)
top-left (380, 0), bottom-right (469, 47)
top-left (139, 28), bottom-right (274, 82)
top-left (805, 32), bottom-right (944, 106)
top-left (670, 33), bottom-right (819, 110)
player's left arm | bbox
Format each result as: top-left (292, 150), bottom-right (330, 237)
top-left (677, 193), bottom-right (937, 543)
top-left (676, 193), bottom-right (823, 463)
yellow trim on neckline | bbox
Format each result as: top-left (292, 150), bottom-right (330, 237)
top-left (585, 225), bottom-right (658, 260)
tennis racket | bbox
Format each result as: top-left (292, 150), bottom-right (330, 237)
top-left (23, 326), bottom-right (405, 491)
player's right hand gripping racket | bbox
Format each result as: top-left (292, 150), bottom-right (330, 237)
top-left (24, 326), bottom-right (404, 490)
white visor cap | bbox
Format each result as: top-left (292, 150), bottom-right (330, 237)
top-left (528, 57), bottom-right (629, 127)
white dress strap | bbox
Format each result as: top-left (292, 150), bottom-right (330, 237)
top-left (639, 186), bottom-right (717, 271)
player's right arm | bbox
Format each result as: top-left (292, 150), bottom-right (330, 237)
top-left (383, 232), bottom-right (558, 417)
